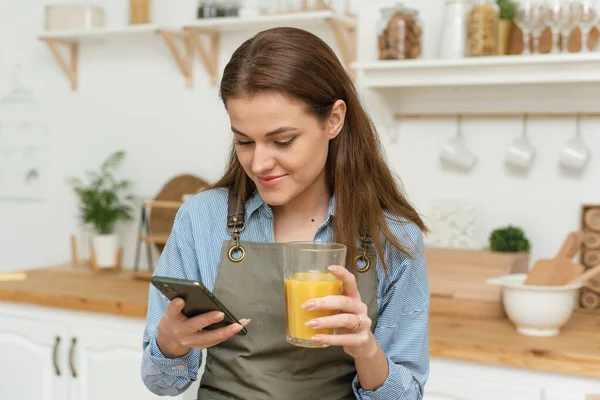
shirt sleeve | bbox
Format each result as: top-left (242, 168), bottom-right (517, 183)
top-left (353, 221), bottom-right (430, 400)
top-left (141, 204), bottom-right (204, 396)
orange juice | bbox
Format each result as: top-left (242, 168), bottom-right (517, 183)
top-left (284, 272), bottom-right (343, 347)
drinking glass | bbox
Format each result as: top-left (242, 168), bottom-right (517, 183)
top-left (515, 1), bottom-right (546, 54)
top-left (530, 3), bottom-right (549, 53)
top-left (545, 0), bottom-right (571, 52)
top-left (283, 242), bottom-right (347, 348)
top-left (560, 0), bottom-right (580, 52)
top-left (573, 0), bottom-right (600, 52)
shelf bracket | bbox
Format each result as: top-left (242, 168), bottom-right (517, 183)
top-left (158, 30), bottom-right (194, 88)
top-left (187, 28), bottom-right (221, 86)
top-left (325, 17), bottom-right (357, 78)
top-left (41, 38), bottom-right (79, 90)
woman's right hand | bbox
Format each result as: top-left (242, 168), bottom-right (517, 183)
top-left (156, 298), bottom-right (251, 358)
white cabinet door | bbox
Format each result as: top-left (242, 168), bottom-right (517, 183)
top-left (0, 313), bottom-right (69, 400)
top-left (426, 374), bottom-right (543, 400)
top-left (68, 318), bottom-right (185, 400)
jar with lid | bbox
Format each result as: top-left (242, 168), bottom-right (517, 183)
top-left (377, 4), bottom-right (423, 60)
top-left (197, 0), bottom-right (239, 18)
top-left (465, 0), bottom-right (499, 56)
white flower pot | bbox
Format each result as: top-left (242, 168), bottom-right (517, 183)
top-left (92, 234), bottom-right (119, 268)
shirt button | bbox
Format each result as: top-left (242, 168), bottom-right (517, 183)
top-left (178, 365), bottom-right (185, 371)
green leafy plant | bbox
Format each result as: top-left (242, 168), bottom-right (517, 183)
top-left (68, 150), bottom-right (137, 235)
top-left (497, 0), bottom-right (517, 20)
top-left (489, 225), bottom-right (531, 253)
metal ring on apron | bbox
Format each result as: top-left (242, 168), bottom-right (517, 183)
top-left (355, 254), bottom-right (371, 273)
top-left (228, 244), bottom-right (246, 262)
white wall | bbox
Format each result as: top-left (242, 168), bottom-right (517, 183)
top-left (0, 0), bottom-right (598, 272)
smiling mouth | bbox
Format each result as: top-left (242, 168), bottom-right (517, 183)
top-left (257, 175), bottom-right (287, 187)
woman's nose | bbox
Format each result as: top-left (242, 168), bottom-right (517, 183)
top-left (251, 145), bottom-right (276, 174)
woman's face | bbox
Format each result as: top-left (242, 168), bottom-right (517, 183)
top-left (227, 92), bottom-right (345, 207)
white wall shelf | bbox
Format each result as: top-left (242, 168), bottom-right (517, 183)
top-left (184, 10), bottom-right (357, 85)
top-left (38, 24), bottom-right (180, 90)
top-left (38, 10), bottom-right (356, 90)
top-left (353, 53), bottom-right (600, 142)
top-left (353, 53), bottom-right (600, 89)
top-left (38, 24), bottom-right (159, 43)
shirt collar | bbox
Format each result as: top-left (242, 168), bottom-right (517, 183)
top-left (244, 190), bottom-right (336, 221)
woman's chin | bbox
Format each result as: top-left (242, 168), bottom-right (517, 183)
top-left (256, 188), bottom-right (292, 207)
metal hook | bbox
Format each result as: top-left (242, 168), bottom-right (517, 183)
top-left (456, 114), bottom-right (463, 138)
top-left (522, 113), bottom-right (529, 137)
top-left (576, 113), bottom-right (581, 136)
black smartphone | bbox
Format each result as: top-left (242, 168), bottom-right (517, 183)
top-left (150, 276), bottom-right (247, 335)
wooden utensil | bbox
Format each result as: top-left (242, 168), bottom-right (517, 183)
top-left (567, 264), bottom-right (600, 285)
top-left (524, 231), bottom-right (584, 286)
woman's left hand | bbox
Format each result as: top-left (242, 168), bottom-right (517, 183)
top-left (301, 265), bottom-right (379, 359)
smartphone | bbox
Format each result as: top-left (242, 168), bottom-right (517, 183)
top-left (150, 276), bottom-right (247, 335)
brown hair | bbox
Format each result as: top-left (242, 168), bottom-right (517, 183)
top-left (213, 27), bottom-right (427, 272)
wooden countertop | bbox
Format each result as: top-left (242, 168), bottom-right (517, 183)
top-left (1, 266), bottom-right (600, 379)
top-left (0, 265), bottom-right (150, 318)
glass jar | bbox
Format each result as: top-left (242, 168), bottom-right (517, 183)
top-left (377, 4), bottom-right (423, 60)
top-left (465, 0), bottom-right (499, 56)
top-left (197, 1), bottom-right (219, 18)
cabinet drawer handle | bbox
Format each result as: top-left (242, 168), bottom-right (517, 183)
top-left (53, 336), bottom-right (61, 376)
top-left (69, 337), bottom-right (78, 378)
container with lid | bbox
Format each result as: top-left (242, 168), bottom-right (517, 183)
top-left (465, 0), bottom-right (500, 56)
top-left (438, 0), bottom-right (470, 58)
top-left (377, 3), bottom-right (423, 60)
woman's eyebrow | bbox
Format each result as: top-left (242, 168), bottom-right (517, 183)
top-left (231, 126), bottom-right (298, 138)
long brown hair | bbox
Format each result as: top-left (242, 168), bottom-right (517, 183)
top-left (213, 27), bottom-right (427, 272)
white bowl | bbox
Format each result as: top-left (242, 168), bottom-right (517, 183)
top-left (486, 273), bottom-right (584, 337)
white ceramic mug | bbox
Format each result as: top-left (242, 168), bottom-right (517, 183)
top-left (505, 136), bottom-right (536, 169)
top-left (440, 136), bottom-right (477, 171)
top-left (560, 135), bottom-right (590, 171)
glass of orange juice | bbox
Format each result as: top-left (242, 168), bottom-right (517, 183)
top-left (283, 241), bottom-right (347, 348)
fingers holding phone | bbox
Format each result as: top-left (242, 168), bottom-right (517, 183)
top-left (181, 310), bottom-right (251, 349)
top-left (151, 276), bottom-right (250, 358)
top-left (156, 297), bottom-right (250, 358)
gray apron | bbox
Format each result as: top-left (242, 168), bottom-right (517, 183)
top-left (198, 193), bottom-right (379, 400)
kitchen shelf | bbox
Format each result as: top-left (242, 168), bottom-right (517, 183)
top-left (38, 10), bottom-right (356, 90)
top-left (38, 24), bottom-right (159, 42)
top-left (38, 24), bottom-right (192, 89)
top-left (353, 53), bottom-right (600, 89)
top-left (184, 10), bottom-right (357, 85)
top-left (353, 53), bottom-right (600, 142)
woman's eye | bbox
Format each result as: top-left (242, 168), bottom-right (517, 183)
top-left (275, 137), bottom-right (296, 147)
top-left (235, 140), bottom-right (253, 146)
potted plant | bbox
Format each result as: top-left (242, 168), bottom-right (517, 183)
top-left (68, 150), bottom-right (137, 268)
top-left (496, 0), bottom-right (517, 55)
top-left (488, 224), bottom-right (531, 271)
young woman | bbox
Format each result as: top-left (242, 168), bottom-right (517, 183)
top-left (141, 27), bottom-right (430, 400)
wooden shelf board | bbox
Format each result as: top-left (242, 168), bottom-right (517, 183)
top-left (38, 24), bottom-right (160, 43)
top-left (140, 235), bottom-right (169, 245)
top-left (184, 10), bottom-right (355, 32)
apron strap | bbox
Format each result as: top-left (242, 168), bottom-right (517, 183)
top-left (227, 190), bottom-right (246, 231)
top-left (356, 235), bottom-right (373, 273)
top-left (226, 190), bottom-right (247, 263)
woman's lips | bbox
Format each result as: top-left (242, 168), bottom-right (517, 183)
top-left (257, 175), bottom-right (287, 188)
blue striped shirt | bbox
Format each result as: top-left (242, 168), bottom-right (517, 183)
top-left (141, 188), bottom-right (430, 399)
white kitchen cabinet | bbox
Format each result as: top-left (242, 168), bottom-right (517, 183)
top-left (0, 302), bottom-right (199, 400)
top-left (0, 313), bottom-right (69, 400)
top-left (427, 358), bottom-right (600, 400)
